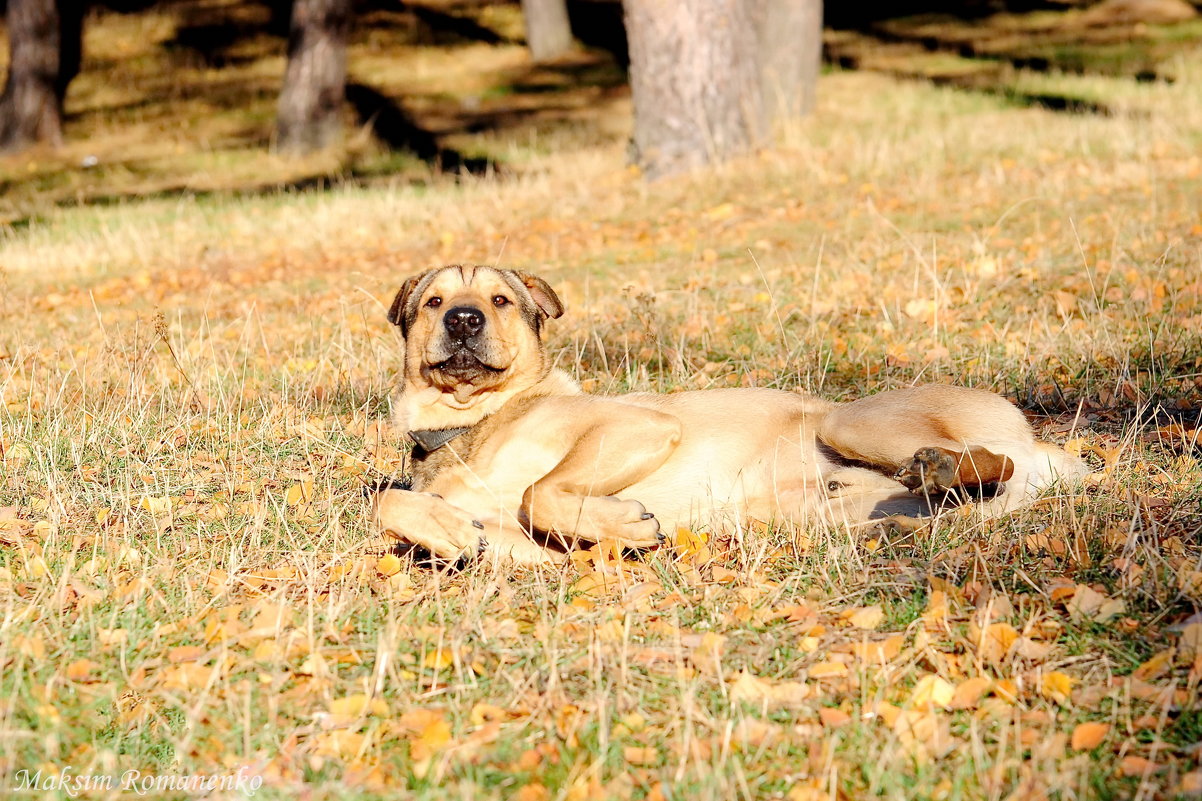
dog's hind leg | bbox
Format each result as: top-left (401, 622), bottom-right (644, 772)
top-left (817, 385), bottom-right (1033, 494)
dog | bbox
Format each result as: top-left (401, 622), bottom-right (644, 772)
top-left (371, 265), bottom-right (1087, 566)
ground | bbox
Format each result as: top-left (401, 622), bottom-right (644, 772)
top-left (1, 2), bottom-right (1202, 800)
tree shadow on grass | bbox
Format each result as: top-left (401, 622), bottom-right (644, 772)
top-left (345, 83), bottom-right (495, 175)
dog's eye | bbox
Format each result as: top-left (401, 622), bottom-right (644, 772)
top-left (425, 296), bottom-right (442, 308)
top-left (492, 295), bottom-right (510, 307)
top-left (827, 480), bottom-right (843, 492)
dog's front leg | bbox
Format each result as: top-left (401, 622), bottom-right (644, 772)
top-left (520, 408), bottom-right (681, 548)
top-left (372, 489), bottom-right (560, 567)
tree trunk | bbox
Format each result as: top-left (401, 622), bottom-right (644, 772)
top-left (755, 0), bottom-right (822, 124)
top-left (521, 0), bottom-right (574, 62)
top-left (275, 0), bottom-right (350, 154)
top-left (623, 0), bottom-right (765, 179)
top-left (0, 0), bottom-right (82, 153)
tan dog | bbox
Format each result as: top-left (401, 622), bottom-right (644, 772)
top-left (372, 265), bottom-right (1087, 566)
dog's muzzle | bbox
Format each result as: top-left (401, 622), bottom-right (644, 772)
top-left (443, 306), bottom-right (485, 342)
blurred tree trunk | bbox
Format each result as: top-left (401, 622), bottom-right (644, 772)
top-left (521, 0), bottom-right (574, 62)
top-left (755, 0), bottom-right (822, 123)
top-left (624, 0), bottom-right (763, 179)
top-left (0, 0), bottom-right (83, 153)
top-left (275, 0), bottom-right (350, 154)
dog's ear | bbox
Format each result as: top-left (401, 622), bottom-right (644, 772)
top-left (387, 271), bottom-right (432, 337)
top-left (513, 270), bottom-right (565, 320)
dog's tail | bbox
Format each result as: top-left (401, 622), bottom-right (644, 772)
top-left (986, 442), bottom-right (1090, 516)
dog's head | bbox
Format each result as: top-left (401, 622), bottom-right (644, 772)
top-left (388, 265), bottom-right (564, 408)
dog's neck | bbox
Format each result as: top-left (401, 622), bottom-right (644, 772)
top-left (395, 367), bottom-right (580, 436)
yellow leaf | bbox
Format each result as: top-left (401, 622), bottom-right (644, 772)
top-left (842, 605), bottom-right (885, 630)
top-left (910, 674), bottom-right (955, 710)
top-left (672, 527), bottom-right (711, 564)
top-left (313, 729), bottom-right (366, 760)
top-left (1133, 649), bottom-right (1174, 680)
top-left (622, 746), bottom-right (658, 765)
top-left (285, 482), bottom-right (312, 506)
top-left (809, 661), bottom-right (849, 679)
top-left (15, 635), bottom-right (46, 659)
top-left (138, 495), bottom-right (172, 515)
top-left (994, 678), bottom-right (1019, 704)
top-left (728, 670), bottom-right (811, 709)
top-left (330, 694), bottom-right (389, 718)
top-left (375, 554), bottom-right (402, 577)
top-left (159, 662), bottom-right (214, 691)
top-left (402, 708), bottom-right (452, 765)
top-left (1040, 671), bottom-right (1073, 705)
top-left (470, 703), bottom-right (508, 726)
top-left (572, 571), bottom-right (627, 599)
top-left (422, 648), bottom-right (455, 670)
top-left (973, 622), bottom-right (1018, 664)
top-left (922, 591), bottom-right (950, 627)
top-left (848, 634), bottom-right (904, 664)
top-left (1070, 722), bottom-right (1110, 750)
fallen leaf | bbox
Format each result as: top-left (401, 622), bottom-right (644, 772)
top-left (818, 707), bottom-right (851, 728)
top-left (950, 677), bottom-right (992, 709)
top-left (65, 659), bottom-right (98, 682)
top-left (808, 661), bottom-right (849, 680)
top-left (842, 605), bottom-right (885, 630)
top-left (1070, 722), bottom-right (1109, 750)
top-left (1040, 672), bottom-right (1073, 705)
top-left (623, 746), bottom-right (658, 765)
top-left (910, 674), bottom-right (955, 710)
top-left (973, 622), bottom-right (1018, 664)
top-left (1119, 756), bottom-right (1163, 777)
top-left (729, 670), bottom-right (811, 709)
top-left (330, 694), bottom-right (389, 718)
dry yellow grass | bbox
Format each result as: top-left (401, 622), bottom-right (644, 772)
top-left (1, 5), bottom-right (1202, 800)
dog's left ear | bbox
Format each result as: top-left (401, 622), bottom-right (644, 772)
top-left (387, 272), bottom-right (428, 337)
top-left (513, 271), bottom-right (565, 320)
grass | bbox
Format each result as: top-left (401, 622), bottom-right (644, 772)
top-left (2, 2), bottom-right (1202, 800)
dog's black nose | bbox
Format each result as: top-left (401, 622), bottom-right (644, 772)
top-left (444, 306), bottom-right (485, 340)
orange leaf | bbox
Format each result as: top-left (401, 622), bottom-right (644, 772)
top-left (818, 707), bottom-right (851, 728)
top-left (809, 661), bottom-right (849, 679)
top-left (622, 746), bottom-right (658, 765)
top-left (65, 659), bottom-right (97, 682)
top-left (1119, 756), bottom-right (1163, 777)
top-left (168, 645), bottom-right (205, 663)
top-left (1070, 722), bottom-right (1110, 750)
top-left (950, 677), bottom-right (992, 709)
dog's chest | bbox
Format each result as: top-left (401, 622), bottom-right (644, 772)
top-left (408, 429), bottom-right (482, 489)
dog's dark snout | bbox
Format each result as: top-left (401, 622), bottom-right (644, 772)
top-left (444, 306), bottom-right (485, 340)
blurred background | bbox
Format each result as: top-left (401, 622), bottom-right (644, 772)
top-left (0, 0), bottom-right (1200, 226)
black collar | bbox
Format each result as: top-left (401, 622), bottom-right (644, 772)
top-left (408, 427), bottom-right (471, 452)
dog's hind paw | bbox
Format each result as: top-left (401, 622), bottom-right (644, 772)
top-left (896, 447), bottom-right (958, 495)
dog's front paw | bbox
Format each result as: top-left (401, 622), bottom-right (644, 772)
top-left (373, 489), bottom-right (485, 563)
top-left (895, 447), bottom-right (958, 495)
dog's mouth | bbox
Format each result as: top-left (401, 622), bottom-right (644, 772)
top-left (426, 347), bottom-right (507, 377)
top-left (420, 347), bottom-right (511, 405)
